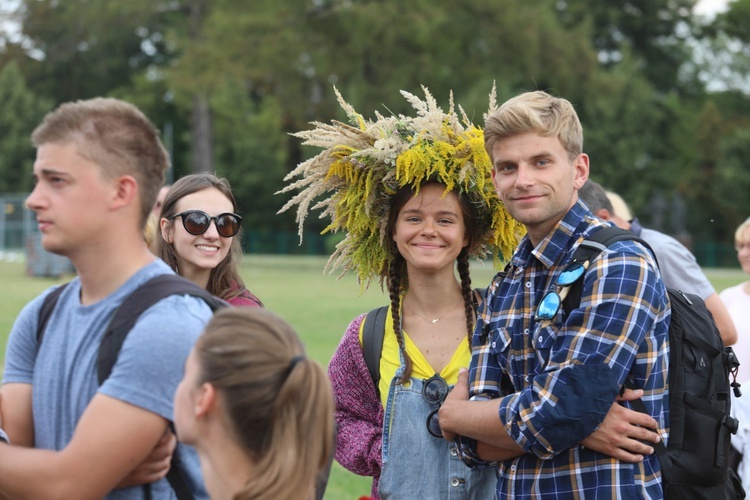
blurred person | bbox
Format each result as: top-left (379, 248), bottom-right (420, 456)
top-left (0, 98), bottom-right (211, 498)
top-left (174, 307), bottom-right (334, 500)
top-left (153, 184), bottom-right (170, 217)
top-left (721, 218), bottom-right (750, 491)
top-left (579, 179), bottom-right (737, 346)
top-left (156, 173), bottom-right (262, 307)
top-left (721, 218), bottom-right (750, 383)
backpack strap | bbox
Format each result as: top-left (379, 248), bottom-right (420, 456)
top-left (97, 273), bottom-right (227, 500)
top-left (362, 306), bottom-right (388, 397)
top-left (36, 283), bottom-right (69, 347)
top-left (97, 273), bottom-right (227, 383)
top-left (562, 225), bottom-right (652, 317)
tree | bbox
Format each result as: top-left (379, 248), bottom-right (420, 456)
top-left (0, 61), bottom-right (51, 192)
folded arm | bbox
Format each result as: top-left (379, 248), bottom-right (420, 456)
top-left (0, 393), bottom-right (169, 500)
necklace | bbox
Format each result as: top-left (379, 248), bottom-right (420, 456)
top-left (406, 298), bottom-right (462, 324)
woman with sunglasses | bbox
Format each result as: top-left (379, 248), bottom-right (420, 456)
top-left (157, 173), bottom-right (262, 307)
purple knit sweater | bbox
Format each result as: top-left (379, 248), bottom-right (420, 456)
top-left (328, 313), bottom-right (385, 499)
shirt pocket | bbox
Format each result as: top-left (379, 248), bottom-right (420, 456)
top-left (488, 326), bottom-right (512, 357)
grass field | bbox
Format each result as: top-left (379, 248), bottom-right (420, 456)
top-left (0, 255), bottom-right (746, 499)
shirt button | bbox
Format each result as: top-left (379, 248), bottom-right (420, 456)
top-left (525, 375), bottom-right (531, 383)
top-left (511, 465), bottom-right (516, 472)
top-left (491, 341), bottom-right (496, 348)
top-left (525, 281), bottom-right (532, 288)
top-left (451, 448), bottom-right (458, 457)
top-left (538, 336), bottom-right (543, 343)
top-left (524, 328), bottom-right (529, 334)
top-left (451, 478), bottom-right (460, 487)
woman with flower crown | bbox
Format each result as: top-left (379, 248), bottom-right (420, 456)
top-left (279, 87), bottom-right (520, 499)
top-left (279, 87), bottom-right (657, 499)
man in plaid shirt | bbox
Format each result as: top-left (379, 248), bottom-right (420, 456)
top-left (439, 91), bottom-right (670, 499)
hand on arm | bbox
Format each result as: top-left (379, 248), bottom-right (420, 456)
top-left (580, 388), bottom-right (660, 462)
top-left (0, 393), bottom-right (169, 499)
top-left (439, 369), bottom-right (524, 461)
top-left (116, 428), bottom-right (176, 488)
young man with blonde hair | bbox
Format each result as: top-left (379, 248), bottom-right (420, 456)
top-left (0, 98), bottom-right (210, 498)
top-left (440, 91), bottom-right (670, 498)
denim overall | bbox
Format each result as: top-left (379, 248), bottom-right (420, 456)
top-left (378, 362), bottom-right (498, 499)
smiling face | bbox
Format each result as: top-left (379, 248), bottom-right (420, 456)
top-left (392, 184), bottom-right (469, 274)
top-left (161, 187), bottom-right (235, 286)
top-left (491, 132), bottom-right (588, 245)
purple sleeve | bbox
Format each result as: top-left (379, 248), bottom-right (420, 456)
top-left (225, 287), bottom-right (263, 308)
top-left (328, 314), bottom-right (384, 481)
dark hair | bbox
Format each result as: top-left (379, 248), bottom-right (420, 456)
top-left (384, 181), bottom-right (482, 383)
top-left (196, 308), bottom-right (334, 500)
top-left (578, 179), bottom-right (614, 213)
top-left (155, 173), bottom-right (246, 301)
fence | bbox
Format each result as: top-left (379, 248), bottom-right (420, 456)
top-left (0, 192), bottom-right (740, 269)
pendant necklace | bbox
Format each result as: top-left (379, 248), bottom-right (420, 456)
top-left (407, 298), bottom-right (462, 324)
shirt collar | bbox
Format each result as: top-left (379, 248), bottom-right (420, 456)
top-left (513, 200), bottom-right (601, 270)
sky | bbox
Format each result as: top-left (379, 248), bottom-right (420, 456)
top-left (695, 0), bottom-right (731, 17)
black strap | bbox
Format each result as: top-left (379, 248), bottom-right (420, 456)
top-left (363, 306), bottom-right (388, 397)
top-left (36, 283), bottom-right (69, 347)
top-left (36, 274), bottom-right (227, 500)
top-left (97, 274), bottom-right (227, 500)
top-left (563, 226), bottom-right (653, 317)
top-left (97, 274), bottom-right (227, 383)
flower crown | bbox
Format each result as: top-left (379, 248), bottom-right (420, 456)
top-left (277, 85), bottom-right (524, 289)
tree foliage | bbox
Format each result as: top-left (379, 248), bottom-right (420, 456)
top-left (0, 0), bottom-right (748, 246)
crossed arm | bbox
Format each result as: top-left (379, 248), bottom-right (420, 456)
top-left (0, 382), bottom-right (173, 499)
top-left (439, 369), bottom-right (661, 463)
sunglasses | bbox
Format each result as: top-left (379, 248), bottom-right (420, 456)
top-left (422, 374), bottom-right (449, 438)
top-left (534, 261), bottom-right (586, 322)
top-left (170, 210), bottom-right (242, 238)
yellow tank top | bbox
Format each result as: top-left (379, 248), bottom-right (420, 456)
top-left (358, 304), bottom-right (472, 407)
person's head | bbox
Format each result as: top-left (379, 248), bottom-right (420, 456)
top-left (733, 218), bottom-right (750, 275)
top-left (484, 91), bottom-right (588, 244)
top-left (28, 98), bottom-right (169, 230)
top-left (605, 191), bottom-right (634, 222)
top-left (577, 180), bottom-right (633, 230)
top-left (174, 307), bottom-right (334, 499)
top-left (152, 185), bottom-right (171, 217)
top-left (156, 173), bottom-right (245, 300)
top-left (280, 86), bottom-right (524, 382)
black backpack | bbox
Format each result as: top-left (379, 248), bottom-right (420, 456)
top-left (37, 273), bottom-right (228, 500)
top-left (564, 225), bottom-right (744, 499)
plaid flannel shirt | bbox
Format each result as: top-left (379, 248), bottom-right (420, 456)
top-left (460, 201), bottom-right (670, 499)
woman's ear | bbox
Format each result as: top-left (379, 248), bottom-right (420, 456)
top-left (160, 218), bottom-right (173, 243)
top-left (194, 382), bottom-right (217, 418)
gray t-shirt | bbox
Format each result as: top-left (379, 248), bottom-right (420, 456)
top-left (3, 260), bottom-right (211, 499)
top-left (640, 227), bottom-right (715, 300)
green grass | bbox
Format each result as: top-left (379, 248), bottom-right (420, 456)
top-left (0, 256), bottom-right (746, 499)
